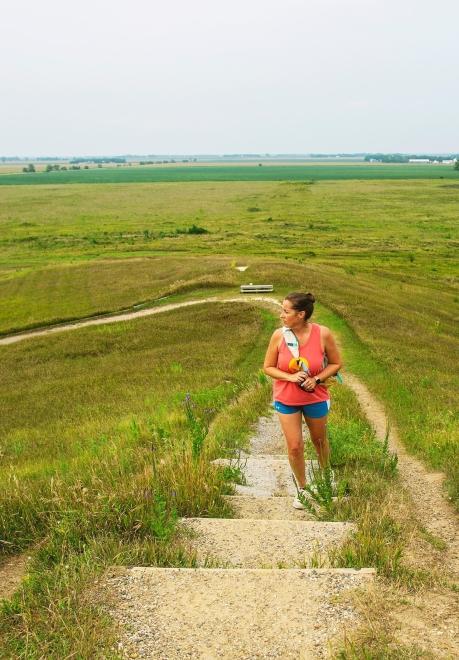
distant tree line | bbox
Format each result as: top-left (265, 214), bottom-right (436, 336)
top-left (140, 159), bottom-right (197, 164)
top-left (45, 164), bottom-right (90, 171)
top-left (365, 153), bottom-right (459, 163)
top-left (70, 157), bottom-right (126, 164)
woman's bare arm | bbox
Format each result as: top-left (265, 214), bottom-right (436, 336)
top-left (301, 326), bottom-right (343, 391)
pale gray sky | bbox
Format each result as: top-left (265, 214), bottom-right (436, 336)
top-left (1, 0), bottom-right (458, 156)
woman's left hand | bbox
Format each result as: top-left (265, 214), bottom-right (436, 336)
top-left (300, 377), bottom-right (316, 392)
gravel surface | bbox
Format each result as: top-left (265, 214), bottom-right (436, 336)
top-left (225, 496), bottom-right (315, 520)
top-left (100, 391), bottom-right (371, 659)
top-left (180, 518), bottom-right (355, 568)
top-left (103, 567), bottom-right (375, 660)
top-left (214, 455), bottom-right (319, 498)
top-left (345, 374), bottom-right (459, 580)
top-left (247, 415), bottom-right (286, 455)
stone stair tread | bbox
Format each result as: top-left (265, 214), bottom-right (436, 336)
top-left (180, 518), bottom-right (355, 568)
top-left (246, 414), bottom-right (286, 455)
top-left (225, 495), bottom-right (317, 520)
top-left (104, 567), bottom-right (375, 659)
top-left (215, 456), bottom-right (320, 497)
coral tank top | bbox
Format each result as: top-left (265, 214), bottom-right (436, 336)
top-left (273, 323), bottom-right (329, 406)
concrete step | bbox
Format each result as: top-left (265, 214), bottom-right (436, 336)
top-left (180, 518), bottom-right (355, 568)
top-left (215, 456), bottom-right (320, 497)
top-left (225, 495), bottom-right (316, 520)
top-left (246, 413), bottom-right (316, 456)
top-left (246, 413), bottom-right (286, 455)
top-left (105, 566), bottom-right (375, 659)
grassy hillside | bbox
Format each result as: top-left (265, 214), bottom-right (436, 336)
top-left (0, 299), bottom-right (444, 657)
top-left (0, 176), bottom-right (457, 500)
top-left (0, 302), bottom-right (275, 548)
top-left (1, 165), bottom-right (457, 655)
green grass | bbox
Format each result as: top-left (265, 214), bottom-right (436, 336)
top-left (1, 180), bottom-right (456, 279)
top-left (1, 172), bottom-right (458, 656)
top-left (1, 163), bottom-right (458, 185)
top-left (0, 303), bottom-right (272, 480)
top-left (0, 256), bottom-right (236, 335)
top-left (0, 177), bottom-right (457, 498)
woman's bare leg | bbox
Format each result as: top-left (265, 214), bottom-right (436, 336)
top-left (277, 411), bottom-right (306, 488)
top-left (303, 415), bottom-right (330, 468)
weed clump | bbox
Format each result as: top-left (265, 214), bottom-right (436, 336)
top-left (175, 224), bottom-right (209, 235)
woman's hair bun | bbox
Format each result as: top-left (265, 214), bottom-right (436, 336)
top-left (284, 291), bottom-right (316, 320)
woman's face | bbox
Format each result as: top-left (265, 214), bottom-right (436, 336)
top-left (280, 299), bottom-right (304, 327)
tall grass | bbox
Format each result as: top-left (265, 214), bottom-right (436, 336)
top-left (0, 303), bottom-right (274, 545)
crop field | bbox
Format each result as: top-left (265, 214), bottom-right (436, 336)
top-left (0, 172), bottom-right (458, 656)
top-left (1, 162), bottom-right (459, 185)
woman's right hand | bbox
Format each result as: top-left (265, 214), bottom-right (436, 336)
top-left (288, 371), bottom-right (306, 385)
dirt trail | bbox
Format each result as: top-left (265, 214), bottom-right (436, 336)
top-left (0, 296), bottom-right (280, 345)
top-left (345, 373), bottom-right (458, 579)
top-left (0, 554), bottom-right (29, 601)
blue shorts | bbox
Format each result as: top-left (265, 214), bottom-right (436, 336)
top-left (273, 399), bottom-right (330, 418)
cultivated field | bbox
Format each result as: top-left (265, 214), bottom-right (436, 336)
top-left (1, 162), bottom-right (458, 185)
top-left (0, 172), bottom-right (458, 657)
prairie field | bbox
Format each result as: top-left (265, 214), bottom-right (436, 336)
top-left (0, 172), bottom-right (458, 656)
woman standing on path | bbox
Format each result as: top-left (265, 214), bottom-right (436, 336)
top-left (263, 292), bottom-right (342, 508)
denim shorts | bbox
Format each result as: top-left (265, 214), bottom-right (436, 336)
top-left (273, 399), bottom-right (330, 418)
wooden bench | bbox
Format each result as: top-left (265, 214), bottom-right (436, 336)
top-left (240, 284), bottom-right (274, 294)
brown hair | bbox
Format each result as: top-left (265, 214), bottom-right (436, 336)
top-left (284, 292), bottom-right (316, 320)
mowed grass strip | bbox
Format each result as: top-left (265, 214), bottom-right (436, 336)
top-left (1, 163), bottom-right (458, 185)
top-left (0, 256), bottom-right (236, 335)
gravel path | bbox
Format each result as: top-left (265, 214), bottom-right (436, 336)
top-left (180, 518), bottom-right (355, 568)
top-left (345, 373), bottom-right (458, 580)
top-left (104, 567), bottom-right (374, 660)
top-left (0, 296), bottom-right (280, 345)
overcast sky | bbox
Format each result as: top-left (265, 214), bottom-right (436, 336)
top-left (1, 0), bottom-right (458, 156)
